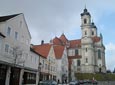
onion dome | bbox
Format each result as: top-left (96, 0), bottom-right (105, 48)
top-left (81, 8), bottom-right (91, 16)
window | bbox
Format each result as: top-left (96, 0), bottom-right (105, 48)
top-left (86, 48), bottom-right (87, 52)
top-left (84, 19), bottom-right (87, 24)
top-left (85, 31), bottom-right (87, 35)
top-left (75, 49), bottom-right (78, 55)
top-left (86, 58), bottom-right (88, 63)
top-left (45, 64), bottom-right (47, 69)
top-left (77, 60), bottom-right (81, 66)
top-left (5, 44), bottom-right (9, 53)
top-left (15, 32), bottom-right (18, 40)
top-left (42, 60), bottom-right (44, 68)
top-left (7, 27), bottom-right (11, 36)
top-left (92, 31), bottom-right (94, 35)
top-left (98, 49), bottom-right (101, 59)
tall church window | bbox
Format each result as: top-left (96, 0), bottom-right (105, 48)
top-left (84, 19), bottom-right (87, 24)
top-left (75, 49), bottom-right (78, 55)
top-left (98, 49), bottom-right (101, 59)
top-left (77, 60), bottom-right (81, 66)
top-left (92, 31), bottom-right (94, 35)
top-left (86, 58), bottom-right (88, 63)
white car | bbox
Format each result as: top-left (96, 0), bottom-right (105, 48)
top-left (69, 80), bottom-right (80, 85)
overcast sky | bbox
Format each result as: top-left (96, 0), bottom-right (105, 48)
top-left (0, 0), bottom-right (115, 71)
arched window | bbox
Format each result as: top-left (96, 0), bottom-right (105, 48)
top-left (85, 31), bottom-right (87, 35)
top-left (86, 58), bottom-right (88, 63)
top-left (77, 60), bottom-right (81, 66)
top-left (84, 19), bottom-right (87, 24)
top-left (98, 49), bottom-right (101, 59)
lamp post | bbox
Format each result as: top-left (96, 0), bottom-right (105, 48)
top-left (38, 62), bottom-right (42, 84)
top-left (48, 58), bottom-right (51, 80)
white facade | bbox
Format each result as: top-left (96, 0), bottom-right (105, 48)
top-left (0, 14), bottom-right (39, 85)
top-left (47, 46), bottom-right (57, 80)
top-left (56, 47), bottom-right (68, 83)
top-left (77, 8), bottom-right (106, 73)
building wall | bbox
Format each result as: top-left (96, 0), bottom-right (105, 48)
top-left (56, 50), bottom-right (68, 83)
top-left (47, 46), bottom-right (57, 79)
top-left (25, 51), bottom-right (39, 70)
top-left (0, 14), bottom-right (31, 66)
top-left (0, 14), bottom-right (39, 85)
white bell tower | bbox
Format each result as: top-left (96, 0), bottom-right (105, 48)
top-left (80, 8), bottom-right (95, 73)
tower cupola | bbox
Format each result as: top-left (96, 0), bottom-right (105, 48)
top-left (81, 8), bottom-right (91, 26)
top-left (81, 8), bottom-right (91, 17)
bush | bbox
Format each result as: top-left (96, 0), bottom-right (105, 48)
top-left (75, 73), bottom-right (115, 81)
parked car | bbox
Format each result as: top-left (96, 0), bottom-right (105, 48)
top-left (83, 79), bottom-right (92, 84)
top-left (39, 80), bottom-right (58, 85)
top-left (69, 80), bottom-right (80, 85)
top-left (92, 80), bottom-right (98, 84)
top-left (78, 80), bottom-right (84, 84)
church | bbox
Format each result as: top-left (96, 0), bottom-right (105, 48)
top-left (51, 8), bottom-right (106, 73)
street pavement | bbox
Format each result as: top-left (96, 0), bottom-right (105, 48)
top-left (58, 84), bottom-right (69, 85)
top-left (58, 81), bottom-right (115, 85)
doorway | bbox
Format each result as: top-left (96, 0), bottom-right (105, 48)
top-left (10, 67), bottom-right (20, 85)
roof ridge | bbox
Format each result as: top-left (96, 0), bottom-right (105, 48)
top-left (0, 13), bottom-right (22, 22)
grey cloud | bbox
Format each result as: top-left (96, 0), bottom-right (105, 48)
top-left (0, 0), bottom-right (115, 44)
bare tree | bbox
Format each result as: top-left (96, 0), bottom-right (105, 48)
top-left (12, 46), bottom-right (25, 66)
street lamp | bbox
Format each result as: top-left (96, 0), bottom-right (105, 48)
top-left (38, 62), bottom-right (42, 83)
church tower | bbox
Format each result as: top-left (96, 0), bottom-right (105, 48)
top-left (80, 8), bottom-right (95, 73)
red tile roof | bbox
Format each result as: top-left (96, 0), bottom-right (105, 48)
top-left (53, 45), bottom-right (65, 59)
top-left (69, 39), bottom-right (81, 48)
top-left (52, 35), bottom-right (100, 49)
top-left (53, 37), bottom-right (63, 45)
top-left (33, 44), bottom-right (52, 58)
top-left (59, 34), bottom-right (68, 44)
top-left (92, 36), bottom-right (101, 42)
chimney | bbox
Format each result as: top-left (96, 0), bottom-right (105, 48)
top-left (41, 40), bottom-right (44, 45)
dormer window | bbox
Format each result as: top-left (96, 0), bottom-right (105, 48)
top-left (84, 19), bottom-right (87, 24)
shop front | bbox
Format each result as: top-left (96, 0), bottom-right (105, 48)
top-left (0, 64), bottom-right (7, 85)
top-left (9, 67), bottom-right (21, 85)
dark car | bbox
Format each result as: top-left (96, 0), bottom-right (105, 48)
top-left (69, 80), bottom-right (80, 85)
top-left (92, 80), bottom-right (98, 84)
top-left (83, 79), bottom-right (92, 84)
top-left (78, 80), bottom-right (84, 84)
top-left (39, 80), bottom-right (58, 85)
